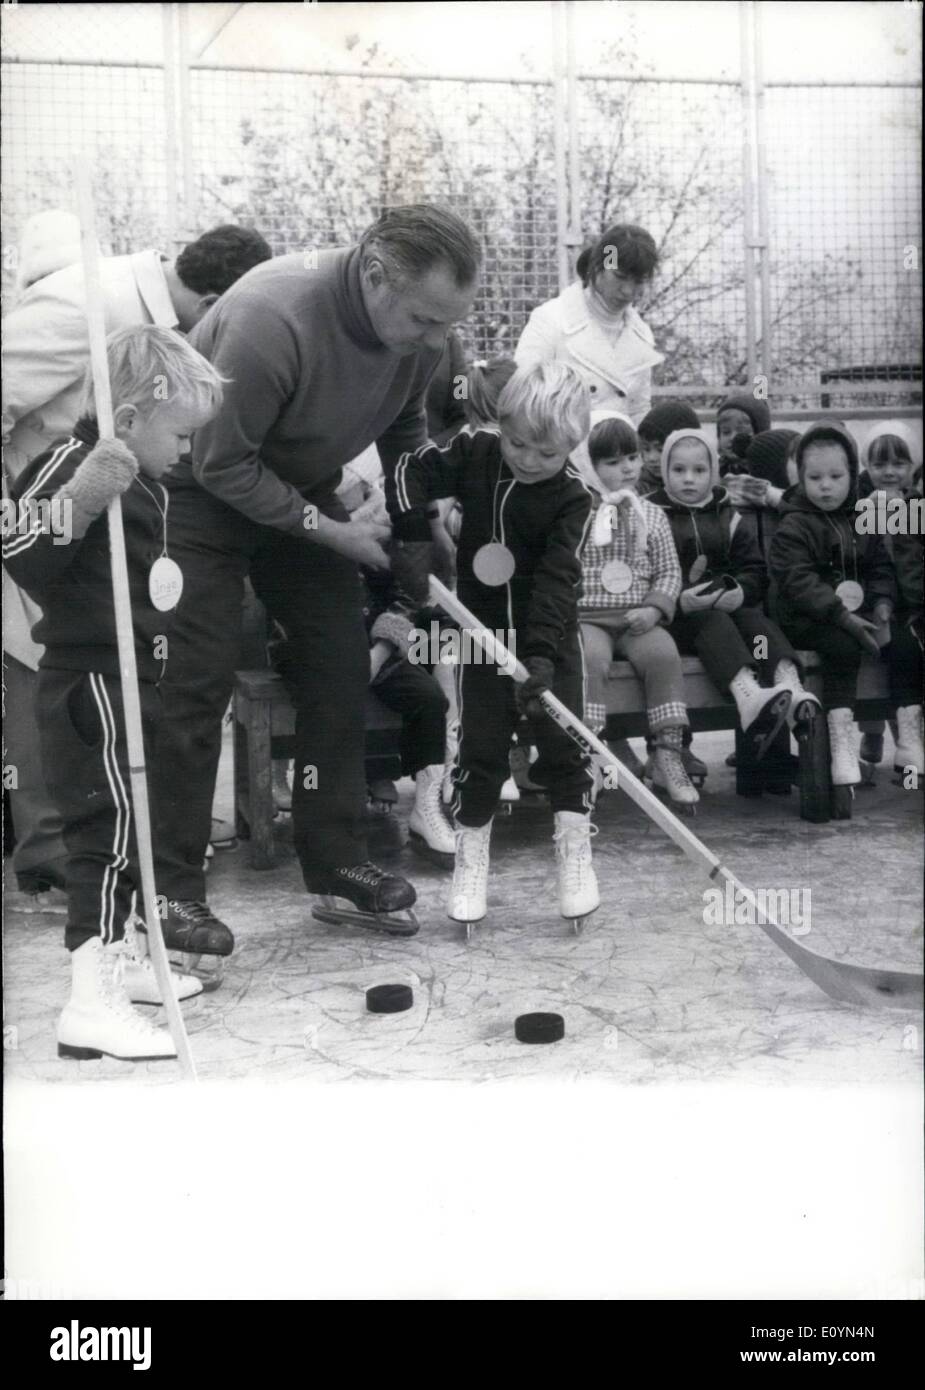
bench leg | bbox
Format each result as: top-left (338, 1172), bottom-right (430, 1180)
top-left (734, 723), bottom-right (763, 798)
top-left (247, 701), bottom-right (276, 869)
top-left (797, 707), bottom-right (831, 823)
top-left (233, 708), bottom-right (251, 842)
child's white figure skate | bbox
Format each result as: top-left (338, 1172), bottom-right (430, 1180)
top-left (57, 938), bottom-right (178, 1062)
top-left (497, 772), bottom-right (521, 815)
top-left (408, 764), bottom-right (456, 867)
top-left (553, 811), bottom-right (599, 934)
top-left (827, 708), bottom-right (861, 787)
top-left (448, 821), bottom-right (492, 940)
top-left (647, 726), bottom-right (700, 813)
top-left (893, 705), bottom-right (925, 780)
top-left (774, 657), bottom-right (822, 730)
top-left (123, 918), bottom-right (202, 1005)
top-left (728, 668), bottom-right (793, 759)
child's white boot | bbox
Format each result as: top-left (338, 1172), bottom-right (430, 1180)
top-left (729, 667), bottom-right (793, 756)
top-left (650, 726), bottom-right (700, 806)
top-left (408, 764), bottom-right (456, 861)
top-left (121, 920), bottom-right (202, 1005)
top-left (448, 821), bottom-right (492, 924)
top-left (827, 708), bottom-right (861, 786)
top-left (773, 657), bottom-right (822, 728)
top-left (57, 938), bottom-right (178, 1061)
top-left (893, 706), bottom-right (925, 777)
top-left (553, 811), bottom-right (599, 921)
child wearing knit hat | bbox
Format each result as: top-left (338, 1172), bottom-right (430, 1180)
top-left (637, 399), bottom-right (701, 495)
top-left (716, 392), bottom-right (773, 463)
top-left (855, 423), bottom-right (924, 777)
top-left (769, 423), bottom-right (923, 786)
top-left (578, 412), bottom-right (698, 806)
top-left (649, 429), bottom-right (819, 765)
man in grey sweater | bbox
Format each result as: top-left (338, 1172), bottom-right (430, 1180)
top-left (151, 206), bottom-right (481, 951)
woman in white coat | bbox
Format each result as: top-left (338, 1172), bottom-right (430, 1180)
top-left (515, 223), bottom-right (663, 432)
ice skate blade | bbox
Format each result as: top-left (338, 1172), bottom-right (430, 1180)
top-left (311, 897), bottom-right (419, 937)
top-left (567, 907), bottom-right (599, 936)
top-left (408, 831), bottom-right (455, 870)
top-left (171, 952), bottom-right (225, 992)
top-left (57, 1041), bottom-right (177, 1062)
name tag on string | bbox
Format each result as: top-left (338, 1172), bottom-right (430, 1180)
top-left (149, 556), bottom-right (184, 612)
top-left (600, 559), bottom-right (634, 595)
top-left (835, 579), bottom-right (864, 613)
top-left (473, 542), bottom-right (516, 587)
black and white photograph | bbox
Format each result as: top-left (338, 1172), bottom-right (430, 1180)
top-left (1, 0), bottom-right (922, 1317)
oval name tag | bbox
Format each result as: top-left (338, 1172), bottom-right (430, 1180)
top-left (149, 556), bottom-right (184, 612)
top-left (601, 559), bottom-right (634, 595)
top-left (473, 542), bottom-right (516, 587)
top-left (689, 555), bottom-right (708, 584)
top-left (835, 579), bottom-right (864, 613)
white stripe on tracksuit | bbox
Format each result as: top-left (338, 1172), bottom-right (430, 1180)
top-left (1, 438), bottom-right (82, 558)
top-left (87, 673), bottom-right (132, 944)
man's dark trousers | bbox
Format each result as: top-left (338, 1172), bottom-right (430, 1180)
top-left (151, 467), bottom-right (370, 901)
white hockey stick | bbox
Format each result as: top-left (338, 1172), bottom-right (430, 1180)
top-left (429, 577), bottom-right (923, 1010)
top-left (75, 160), bottom-right (197, 1077)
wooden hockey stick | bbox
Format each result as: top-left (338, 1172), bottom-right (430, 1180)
top-left (429, 577), bottom-right (923, 1010)
top-left (74, 160), bottom-right (197, 1077)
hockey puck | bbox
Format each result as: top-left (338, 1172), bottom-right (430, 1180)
top-left (514, 1012), bottom-right (565, 1044)
top-left (366, 983), bottom-right (414, 1014)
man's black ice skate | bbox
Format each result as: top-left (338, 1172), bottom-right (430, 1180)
top-left (159, 900), bottom-right (235, 991)
top-left (311, 863), bottom-right (419, 936)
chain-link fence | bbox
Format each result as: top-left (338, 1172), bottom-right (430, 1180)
top-left (2, 3), bottom-right (921, 411)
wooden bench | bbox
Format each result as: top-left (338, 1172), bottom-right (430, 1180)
top-left (602, 651), bottom-right (892, 823)
top-left (233, 669), bottom-right (402, 868)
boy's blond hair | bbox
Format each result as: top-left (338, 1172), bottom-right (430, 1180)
top-left (497, 360), bottom-right (591, 454)
top-left (79, 324), bottom-right (227, 421)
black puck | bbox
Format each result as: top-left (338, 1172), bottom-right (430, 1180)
top-left (514, 1012), bottom-right (565, 1044)
top-left (366, 983), bottom-right (414, 1014)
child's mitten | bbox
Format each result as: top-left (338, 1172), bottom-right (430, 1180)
top-left (54, 438), bottom-right (139, 537)
top-left (516, 655), bottom-right (555, 720)
top-left (679, 581), bottom-right (720, 614)
top-left (389, 539), bottom-right (433, 607)
top-left (836, 610), bottom-right (881, 658)
top-left (709, 576), bottom-right (745, 612)
top-left (371, 608), bottom-right (417, 660)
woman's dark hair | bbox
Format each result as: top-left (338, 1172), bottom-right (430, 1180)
top-left (576, 223), bottom-right (659, 287)
top-left (175, 224), bottom-right (272, 296)
top-left (588, 415), bottom-right (639, 466)
top-left (360, 204), bottom-right (482, 289)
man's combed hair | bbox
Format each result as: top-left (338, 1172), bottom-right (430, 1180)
top-left (359, 204), bottom-right (482, 289)
top-left (175, 224), bottom-right (272, 296)
top-left (496, 360), bottom-right (591, 453)
top-left (79, 324), bottom-right (228, 421)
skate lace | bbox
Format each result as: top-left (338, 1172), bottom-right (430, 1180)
top-left (101, 947), bottom-right (163, 1038)
top-left (168, 899), bottom-right (213, 923)
top-left (553, 823), bottom-right (598, 888)
top-left (339, 863), bottom-right (388, 889)
top-left (455, 829), bottom-right (490, 888)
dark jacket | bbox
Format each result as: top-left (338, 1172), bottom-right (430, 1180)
top-left (386, 426), bottom-right (594, 662)
top-left (768, 487), bottom-right (896, 627)
top-left (646, 483), bottom-right (768, 607)
top-left (2, 418), bottom-right (171, 681)
top-left (425, 330), bottom-right (468, 446)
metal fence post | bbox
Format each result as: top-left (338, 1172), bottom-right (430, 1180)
top-left (552, 1), bottom-right (570, 292)
top-left (739, 0), bottom-right (759, 387)
top-left (754, 1), bottom-right (772, 386)
top-left (161, 2), bottom-right (180, 248)
top-left (565, 0), bottom-right (582, 272)
top-left (177, 2), bottom-right (197, 238)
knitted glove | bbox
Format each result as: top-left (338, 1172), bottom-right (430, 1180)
top-left (516, 655), bottom-right (555, 720)
top-left (679, 580), bottom-right (721, 614)
top-left (371, 607), bottom-right (417, 660)
top-left (54, 439), bottom-right (139, 538)
top-left (836, 610), bottom-right (881, 658)
top-left (389, 539), bottom-right (432, 608)
top-left (710, 577), bottom-right (745, 613)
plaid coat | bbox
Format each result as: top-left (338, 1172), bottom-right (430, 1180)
top-left (579, 494), bottom-right (681, 620)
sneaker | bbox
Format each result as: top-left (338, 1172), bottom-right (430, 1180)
top-left (161, 900), bottom-right (235, 956)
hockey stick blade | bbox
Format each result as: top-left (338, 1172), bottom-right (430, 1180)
top-left (428, 577), bottom-right (923, 1010)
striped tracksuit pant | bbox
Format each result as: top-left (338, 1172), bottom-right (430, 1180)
top-left (36, 669), bottom-right (159, 953)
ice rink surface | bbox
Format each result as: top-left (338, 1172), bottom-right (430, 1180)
top-left (4, 730), bottom-right (922, 1088)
